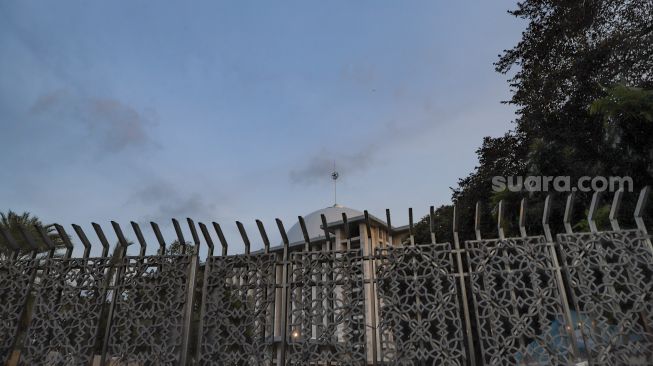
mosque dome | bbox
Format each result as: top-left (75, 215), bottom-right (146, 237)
top-left (285, 204), bottom-right (363, 244)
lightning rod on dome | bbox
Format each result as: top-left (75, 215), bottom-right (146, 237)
top-left (331, 161), bottom-right (339, 207)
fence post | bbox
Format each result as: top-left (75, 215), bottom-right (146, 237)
top-left (276, 219), bottom-right (290, 366)
top-left (452, 205), bottom-right (476, 366)
top-left (364, 211), bottom-right (379, 366)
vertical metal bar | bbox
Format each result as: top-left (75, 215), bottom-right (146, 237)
top-left (92, 223), bottom-right (111, 257)
top-left (276, 219), bottom-right (290, 366)
top-left (609, 188), bottom-right (624, 231)
top-left (429, 206), bottom-right (436, 244)
top-left (173, 218), bottom-right (187, 255)
top-left (495, 200), bottom-right (526, 351)
top-left (236, 221), bottom-right (251, 255)
top-left (320, 214), bottom-right (332, 251)
top-left (101, 221), bottom-right (130, 364)
top-left (298, 216), bottom-right (311, 251)
top-left (35, 225), bottom-right (57, 258)
top-left (497, 200), bottom-right (505, 240)
top-left (542, 194), bottom-right (581, 361)
top-left (255, 219), bottom-right (274, 350)
top-left (213, 222), bottom-right (228, 256)
top-left (150, 222), bottom-right (167, 255)
top-left (342, 213), bottom-right (351, 250)
top-left (518, 198), bottom-right (528, 238)
top-left (195, 237), bottom-right (212, 363)
top-left (180, 242), bottom-right (198, 366)
top-left (72, 224), bottom-right (93, 259)
top-left (408, 208), bottom-right (415, 246)
top-left (474, 202), bottom-right (482, 241)
top-left (386, 209), bottom-right (392, 247)
top-left (452, 205), bottom-right (476, 366)
top-left (407, 207), bottom-right (424, 365)
top-left (130, 222), bottom-right (147, 257)
top-left (297, 216), bottom-right (313, 345)
top-left (364, 211), bottom-right (378, 366)
top-left (563, 192), bottom-right (575, 234)
top-left (54, 224), bottom-right (74, 259)
top-left (587, 191), bottom-right (602, 233)
top-left (198, 222), bottom-right (215, 257)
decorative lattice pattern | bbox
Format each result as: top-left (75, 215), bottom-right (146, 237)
top-left (557, 230), bottom-right (653, 366)
top-left (286, 249), bottom-right (367, 365)
top-left (376, 243), bottom-right (466, 366)
top-left (465, 236), bottom-right (576, 365)
top-left (105, 255), bottom-right (193, 365)
top-left (20, 257), bottom-right (113, 365)
top-left (198, 253), bottom-right (277, 365)
top-left (0, 258), bottom-right (35, 364)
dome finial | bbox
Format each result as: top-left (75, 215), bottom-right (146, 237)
top-left (331, 161), bottom-right (339, 206)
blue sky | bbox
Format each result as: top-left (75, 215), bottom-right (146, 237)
top-left (0, 1), bottom-right (524, 255)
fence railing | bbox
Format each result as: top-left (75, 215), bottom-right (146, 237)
top-left (0, 187), bottom-right (651, 366)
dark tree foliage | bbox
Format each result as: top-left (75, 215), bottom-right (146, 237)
top-left (0, 210), bottom-right (66, 258)
top-left (414, 0), bottom-right (653, 242)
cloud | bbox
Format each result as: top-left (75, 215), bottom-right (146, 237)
top-left (132, 181), bottom-right (217, 222)
top-left (289, 144), bottom-right (376, 185)
top-left (30, 90), bottom-right (156, 153)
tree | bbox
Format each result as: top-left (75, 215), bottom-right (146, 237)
top-left (0, 210), bottom-right (66, 259)
top-left (166, 240), bottom-right (198, 256)
top-left (412, 0), bottom-right (653, 242)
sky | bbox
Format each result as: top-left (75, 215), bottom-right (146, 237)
top-left (0, 1), bottom-right (525, 256)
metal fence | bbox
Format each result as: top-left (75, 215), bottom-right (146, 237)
top-left (0, 188), bottom-right (652, 366)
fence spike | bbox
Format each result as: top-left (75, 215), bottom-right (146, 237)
top-left (341, 213), bottom-right (350, 242)
top-left (298, 216), bottom-right (311, 250)
top-left (213, 222), bottom-right (229, 256)
top-left (385, 209), bottom-right (392, 231)
top-left (609, 188), bottom-right (624, 231)
top-left (408, 208), bottom-right (415, 245)
top-left (429, 206), bottom-right (436, 244)
top-left (187, 218), bottom-right (201, 249)
top-left (130, 222), bottom-right (147, 257)
top-left (172, 218), bottom-right (187, 255)
top-left (474, 202), bottom-right (482, 240)
top-left (55, 224), bottom-right (74, 259)
top-left (634, 186), bottom-right (650, 234)
top-left (519, 198), bottom-right (528, 238)
top-left (587, 191), bottom-right (603, 233)
top-left (236, 221), bottom-right (251, 255)
top-left (111, 221), bottom-right (130, 256)
top-left (452, 205), bottom-right (458, 233)
top-left (542, 195), bottom-right (553, 243)
top-left (563, 192), bottom-right (575, 234)
top-left (256, 220), bottom-right (271, 254)
top-left (150, 222), bottom-right (167, 255)
top-left (72, 224), bottom-right (93, 259)
top-left (198, 222), bottom-right (215, 257)
top-left (35, 224), bottom-right (57, 258)
top-left (364, 210), bottom-right (372, 240)
top-left (276, 218), bottom-right (289, 253)
top-left (497, 200), bottom-right (506, 240)
top-left (92, 223), bottom-right (111, 257)
top-left (320, 214), bottom-right (332, 251)
top-left (18, 225), bottom-right (40, 258)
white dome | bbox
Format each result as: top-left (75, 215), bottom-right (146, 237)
top-left (286, 205), bottom-right (363, 244)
